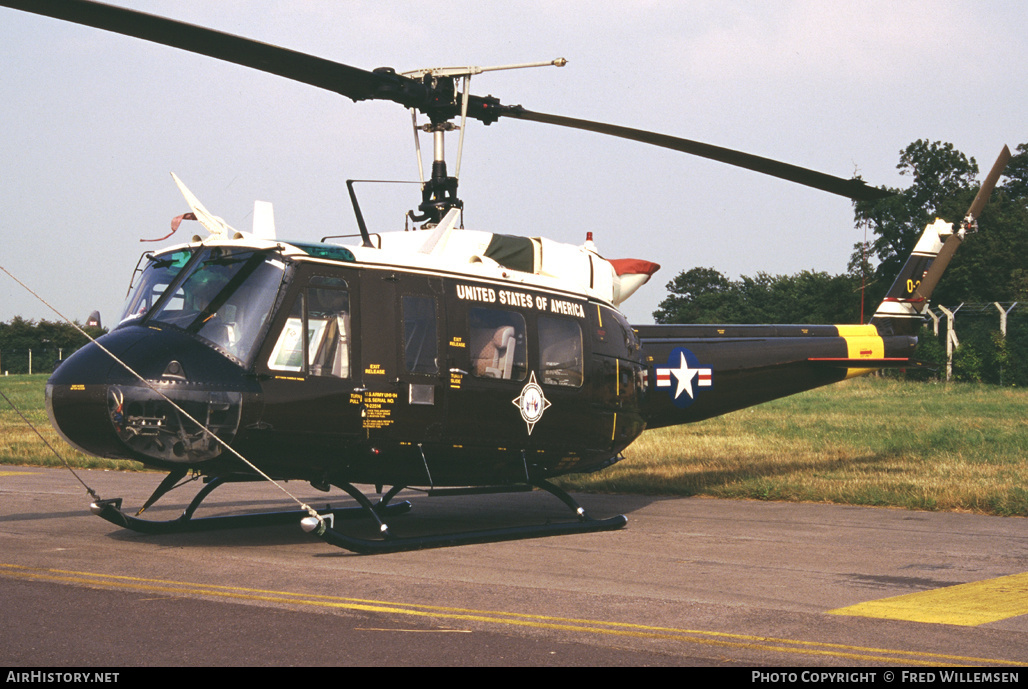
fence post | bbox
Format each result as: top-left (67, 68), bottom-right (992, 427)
top-left (993, 302), bottom-right (1018, 337)
top-left (937, 304), bottom-right (961, 381)
top-left (993, 302), bottom-right (1019, 386)
top-left (926, 309), bottom-right (940, 336)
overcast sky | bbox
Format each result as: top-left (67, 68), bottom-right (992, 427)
top-left (1, 0), bottom-right (1025, 327)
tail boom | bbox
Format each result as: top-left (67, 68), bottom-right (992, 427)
top-left (635, 323), bottom-right (917, 429)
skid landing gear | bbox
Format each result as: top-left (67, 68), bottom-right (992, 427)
top-left (89, 474), bottom-right (626, 553)
top-left (90, 474), bottom-right (412, 535)
top-left (301, 479), bottom-right (628, 554)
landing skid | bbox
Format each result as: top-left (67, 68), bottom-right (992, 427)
top-left (302, 479), bottom-right (628, 554)
top-left (89, 474), bottom-right (627, 553)
top-left (89, 474), bottom-right (412, 535)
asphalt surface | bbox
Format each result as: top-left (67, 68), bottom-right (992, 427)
top-left (2, 466), bottom-right (1027, 667)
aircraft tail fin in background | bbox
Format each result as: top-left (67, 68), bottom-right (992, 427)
top-left (870, 146), bottom-right (1011, 336)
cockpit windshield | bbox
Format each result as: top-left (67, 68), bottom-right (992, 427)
top-left (120, 250), bottom-right (192, 324)
top-left (127, 246), bottom-right (286, 364)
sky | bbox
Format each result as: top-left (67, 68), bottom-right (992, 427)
top-left (1, 0), bottom-right (1025, 327)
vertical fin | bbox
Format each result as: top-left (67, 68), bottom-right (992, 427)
top-left (870, 218), bottom-right (955, 335)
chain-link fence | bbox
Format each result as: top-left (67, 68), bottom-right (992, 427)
top-left (920, 302), bottom-right (1025, 385)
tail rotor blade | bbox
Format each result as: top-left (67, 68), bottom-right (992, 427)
top-left (967, 145), bottom-right (1012, 221)
top-left (912, 145), bottom-right (1012, 302)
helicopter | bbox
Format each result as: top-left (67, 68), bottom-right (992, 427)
top-left (3, 0), bottom-right (1011, 553)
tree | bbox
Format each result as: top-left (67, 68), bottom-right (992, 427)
top-left (654, 267), bottom-right (736, 324)
top-left (654, 268), bottom-right (861, 325)
top-left (0, 318), bottom-right (106, 373)
top-left (852, 140), bottom-right (1028, 306)
top-left (850, 140), bottom-right (979, 307)
top-left (851, 140), bottom-right (1028, 385)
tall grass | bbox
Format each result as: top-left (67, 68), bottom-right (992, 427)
top-left (557, 377), bottom-right (1028, 516)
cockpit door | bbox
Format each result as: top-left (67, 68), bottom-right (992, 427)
top-left (254, 267), bottom-right (363, 467)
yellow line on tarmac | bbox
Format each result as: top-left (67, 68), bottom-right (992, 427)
top-left (0, 471), bottom-right (37, 476)
top-left (0, 563), bottom-right (1019, 666)
top-left (828, 572), bottom-right (1028, 626)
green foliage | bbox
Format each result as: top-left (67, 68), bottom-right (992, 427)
top-left (918, 309), bottom-right (1028, 386)
top-left (953, 341), bottom-right (984, 383)
top-left (654, 266), bottom-right (735, 323)
top-left (901, 325), bottom-right (946, 381)
top-left (654, 267), bottom-right (862, 325)
top-left (0, 318), bottom-right (106, 374)
top-left (853, 141), bottom-right (1028, 307)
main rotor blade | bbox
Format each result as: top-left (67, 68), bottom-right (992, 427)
top-left (501, 108), bottom-right (892, 201)
top-left (0, 0), bottom-right (410, 104)
top-left (5, 0), bottom-right (893, 201)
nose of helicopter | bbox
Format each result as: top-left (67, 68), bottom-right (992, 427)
top-left (46, 325), bottom-right (260, 467)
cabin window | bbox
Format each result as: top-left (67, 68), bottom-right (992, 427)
top-left (539, 316), bottom-right (583, 387)
top-left (267, 277), bottom-right (351, 378)
top-left (268, 295), bottom-right (305, 372)
top-left (308, 278), bottom-right (351, 378)
top-left (468, 307), bottom-right (527, 381)
top-left (402, 295), bottom-right (438, 375)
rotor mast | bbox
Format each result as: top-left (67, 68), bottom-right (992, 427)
top-left (404, 58), bottom-right (567, 225)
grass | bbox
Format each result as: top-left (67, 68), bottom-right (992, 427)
top-left (0, 374), bottom-right (144, 471)
top-left (556, 376), bottom-right (1028, 516)
top-left (3, 374), bottom-right (1026, 516)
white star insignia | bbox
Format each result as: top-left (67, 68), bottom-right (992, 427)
top-left (670, 352), bottom-right (699, 400)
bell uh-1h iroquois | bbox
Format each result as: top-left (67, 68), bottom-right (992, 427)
top-left (4, 1), bottom-right (1011, 553)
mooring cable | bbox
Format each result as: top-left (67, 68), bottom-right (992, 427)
top-left (0, 265), bottom-right (326, 524)
top-left (0, 386), bottom-right (102, 503)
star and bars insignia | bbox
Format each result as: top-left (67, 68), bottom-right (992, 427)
top-left (655, 348), bottom-right (712, 408)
